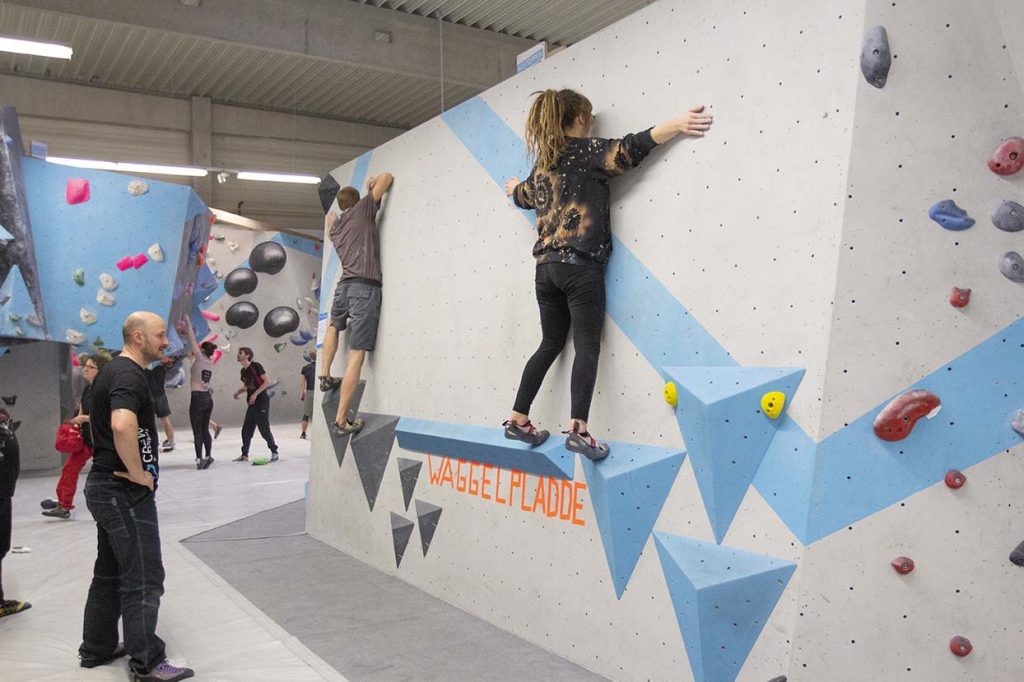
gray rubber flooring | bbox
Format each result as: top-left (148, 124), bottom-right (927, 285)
top-left (182, 500), bottom-right (605, 681)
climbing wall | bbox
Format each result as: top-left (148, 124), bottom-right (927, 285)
top-left (306, 0), bottom-right (1024, 679)
top-left (165, 227), bottom-right (325, 427)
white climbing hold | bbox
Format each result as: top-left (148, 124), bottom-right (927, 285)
top-left (80, 308), bottom-right (97, 325)
top-left (66, 329), bottom-right (86, 345)
top-left (147, 243), bottom-right (164, 263)
top-left (96, 290), bottom-right (115, 306)
top-left (127, 179), bottom-right (150, 196)
top-left (213, 233), bottom-right (225, 241)
top-left (226, 240), bottom-right (239, 252)
top-left (206, 256), bottom-right (216, 266)
top-left (25, 314), bottom-right (42, 328)
top-left (7, 313), bottom-right (21, 322)
top-left (99, 273), bottom-right (117, 291)
top-left (13, 325), bottom-right (24, 337)
top-left (214, 270), bottom-right (224, 280)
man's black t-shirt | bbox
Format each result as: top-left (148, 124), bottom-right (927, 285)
top-left (301, 362), bottom-right (315, 391)
top-left (241, 361), bottom-right (267, 398)
top-left (81, 383), bottom-right (94, 448)
top-left (147, 363), bottom-right (167, 399)
top-left (90, 356), bottom-right (160, 484)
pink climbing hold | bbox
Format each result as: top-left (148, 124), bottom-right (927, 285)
top-left (132, 253), bottom-right (148, 269)
top-left (66, 178), bottom-right (90, 205)
top-left (115, 255), bottom-right (134, 271)
top-left (988, 137), bottom-right (1024, 176)
top-left (211, 349), bottom-right (223, 364)
top-left (200, 310), bottom-right (220, 322)
top-left (873, 389), bottom-right (941, 442)
top-left (949, 636), bottom-right (972, 657)
top-left (203, 333), bottom-right (219, 343)
top-left (949, 287), bottom-right (970, 308)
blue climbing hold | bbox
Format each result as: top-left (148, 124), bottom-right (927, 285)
top-left (929, 200), bottom-right (975, 231)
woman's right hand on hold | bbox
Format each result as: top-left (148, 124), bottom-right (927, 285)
top-left (652, 106), bottom-right (714, 143)
top-left (504, 177), bottom-right (520, 197)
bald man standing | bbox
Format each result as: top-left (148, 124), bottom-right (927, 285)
top-left (78, 313), bottom-right (194, 681)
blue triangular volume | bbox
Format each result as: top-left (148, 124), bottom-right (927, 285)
top-left (653, 533), bottom-right (796, 682)
top-left (581, 442), bottom-right (685, 599)
top-left (0, 265), bottom-right (37, 338)
top-left (663, 366), bottom-right (804, 544)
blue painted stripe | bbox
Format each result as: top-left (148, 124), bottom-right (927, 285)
top-left (442, 95), bottom-right (1024, 546)
top-left (319, 152), bottom-right (374, 320)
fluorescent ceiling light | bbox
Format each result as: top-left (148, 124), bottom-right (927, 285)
top-left (0, 36), bottom-right (73, 60)
top-left (237, 171), bottom-right (320, 184)
top-left (46, 156), bottom-right (207, 177)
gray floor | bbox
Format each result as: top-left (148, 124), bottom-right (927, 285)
top-left (183, 500), bottom-right (605, 682)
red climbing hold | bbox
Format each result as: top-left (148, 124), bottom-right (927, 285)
top-left (944, 469), bottom-right (966, 489)
top-left (949, 287), bottom-right (970, 308)
top-left (66, 178), bottom-right (90, 205)
top-left (200, 310), bottom-right (220, 322)
top-left (873, 390), bottom-right (941, 442)
top-left (989, 137), bottom-right (1024, 176)
top-left (949, 636), bottom-right (972, 657)
top-left (115, 255), bottom-right (134, 271)
top-left (891, 556), bottom-right (915, 574)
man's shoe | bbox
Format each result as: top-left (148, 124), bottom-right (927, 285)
top-left (0, 599), bottom-right (31, 618)
top-left (269, 453), bottom-right (279, 463)
top-left (213, 424), bottom-right (222, 439)
top-left (332, 419), bottom-right (364, 437)
top-left (40, 498), bottom-right (57, 510)
top-left (195, 458), bottom-right (202, 470)
top-left (131, 659), bottom-right (195, 681)
top-left (503, 419), bottom-right (550, 446)
top-left (80, 643), bottom-right (127, 668)
top-left (42, 506), bottom-right (71, 519)
top-left (319, 376), bottom-right (341, 392)
top-left (233, 454), bottom-right (248, 462)
top-left (161, 440), bottom-right (175, 452)
top-left (201, 457), bottom-right (214, 470)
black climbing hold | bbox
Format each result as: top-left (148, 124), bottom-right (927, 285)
top-left (1000, 251), bottom-right (1024, 282)
top-left (1010, 540), bottom-right (1024, 566)
top-left (225, 301), bottom-right (260, 329)
top-left (318, 174), bottom-right (341, 214)
top-left (263, 306), bottom-right (300, 337)
top-left (860, 26), bottom-right (891, 89)
top-left (350, 413), bottom-right (400, 511)
top-left (415, 500), bottom-right (443, 557)
top-left (249, 241), bottom-right (287, 275)
top-left (223, 268), bottom-right (258, 297)
top-left (991, 200), bottom-right (1024, 232)
top-left (397, 457), bottom-right (423, 511)
top-left (1, 395), bottom-right (14, 406)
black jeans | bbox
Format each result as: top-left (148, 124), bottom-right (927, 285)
top-left (189, 391), bottom-right (213, 459)
top-left (80, 472), bottom-right (166, 674)
top-left (513, 262), bottom-right (606, 423)
top-left (0, 433), bottom-right (19, 603)
top-left (241, 393), bottom-right (278, 456)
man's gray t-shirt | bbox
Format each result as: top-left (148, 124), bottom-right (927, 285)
top-left (330, 194), bottom-right (382, 284)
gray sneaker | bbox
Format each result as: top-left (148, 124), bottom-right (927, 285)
top-left (564, 426), bottom-right (610, 461)
top-left (131, 659), bottom-right (195, 681)
top-left (503, 419), bottom-right (549, 446)
top-left (42, 506), bottom-right (71, 519)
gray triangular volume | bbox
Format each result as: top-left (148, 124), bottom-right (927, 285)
top-left (414, 499), bottom-right (443, 557)
top-left (350, 414), bottom-right (400, 511)
top-left (397, 457), bottom-right (422, 511)
top-left (319, 379), bottom-right (365, 467)
top-left (390, 512), bottom-right (415, 568)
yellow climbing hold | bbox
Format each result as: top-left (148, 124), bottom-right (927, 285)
top-left (761, 391), bottom-right (786, 419)
top-left (663, 381), bottom-right (678, 407)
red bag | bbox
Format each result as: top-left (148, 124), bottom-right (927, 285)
top-left (55, 422), bottom-right (84, 453)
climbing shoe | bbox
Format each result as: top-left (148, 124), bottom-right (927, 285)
top-left (564, 425), bottom-right (610, 461)
top-left (320, 376), bottom-right (341, 392)
top-left (333, 419), bottom-right (364, 437)
top-left (0, 599), bottom-right (31, 618)
top-left (503, 419), bottom-right (549, 446)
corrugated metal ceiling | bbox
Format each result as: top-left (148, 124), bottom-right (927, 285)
top-left (0, 1), bottom-right (650, 128)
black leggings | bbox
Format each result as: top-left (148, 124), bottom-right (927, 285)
top-left (189, 391), bottom-right (213, 459)
top-left (513, 262), bottom-right (605, 423)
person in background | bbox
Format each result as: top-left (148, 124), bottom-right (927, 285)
top-left (232, 347), bottom-right (278, 463)
top-left (299, 350), bottom-right (316, 439)
top-left (147, 358), bottom-right (175, 452)
top-left (183, 317), bottom-right (216, 470)
top-left (41, 354), bottom-right (108, 518)
top-left (0, 408), bottom-right (30, 619)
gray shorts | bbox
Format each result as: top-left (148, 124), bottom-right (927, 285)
top-left (302, 390), bottom-right (314, 420)
top-left (329, 281), bottom-right (382, 352)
